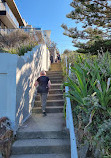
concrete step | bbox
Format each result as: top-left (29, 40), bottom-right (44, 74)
top-left (48, 75), bottom-right (63, 78)
top-left (50, 67), bottom-right (62, 69)
top-left (15, 113), bottom-right (67, 133)
top-left (51, 63), bottom-right (61, 65)
top-left (50, 66), bottom-right (62, 68)
top-left (12, 139), bottom-right (70, 155)
top-left (51, 64), bottom-right (62, 66)
top-left (51, 65), bottom-right (62, 67)
top-left (49, 76), bottom-right (63, 80)
top-left (47, 72), bottom-right (63, 76)
top-left (50, 78), bottom-right (63, 81)
top-left (35, 94), bottom-right (64, 100)
top-left (32, 106), bottom-right (63, 113)
top-left (47, 73), bottom-right (63, 77)
top-left (34, 100), bottom-right (64, 107)
top-left (50, 69), bottom-right (62, 71)
top-left (11, 154), bottom-right (70, 158)
top-left (50, 65), bottom-right (62, 66)
top-left (16, 130), bottom-right (70, 139)
top-left (47, 74), bottom-right (63, 76)
top-left (51, 80), bottom-right (63, 83)
top-left (50, 84), bottom-right (63, 89)
top-left (35, 84), bottom-right (64, 90)
top-left (47, 71), bottom-right (62, 73)
top-left (49, 89), bottom-right (64, 94)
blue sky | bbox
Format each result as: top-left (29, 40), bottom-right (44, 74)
top-left (15, 0), bottom-right (77, 53)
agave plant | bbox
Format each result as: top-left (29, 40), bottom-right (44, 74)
top-left (62, 51), bottom-right (111, 157)
top-left (92, 78), bottom-right (111, 113)
top-left (64, 62), bottom-right (95, 107)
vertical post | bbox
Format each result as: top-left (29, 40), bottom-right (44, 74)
top-left (47, 48), bottom-right (49, 70)
top-left (65, 56), bottom-right (68, 75)
top-left (46, 46), bottom-right (48, 70)
top-left (65, 60), bottom-right (78, 158)
top-left (66, 87), bottom-right (69, 129)
top-left (69, 63), bottom-right (71, 76)
top-left (65, 55), bottom-right (69, 129)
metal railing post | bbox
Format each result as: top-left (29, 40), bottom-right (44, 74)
top-left (65, 59), bottom-right (78, 158)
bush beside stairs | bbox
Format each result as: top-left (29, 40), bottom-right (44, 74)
top-left (11, 63), bottom-right (71, 158)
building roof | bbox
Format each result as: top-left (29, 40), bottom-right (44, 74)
top-left (5, 0), bottom-right (24, 26)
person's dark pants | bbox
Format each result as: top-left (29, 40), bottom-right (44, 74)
top-left (51, 59), bottom-right (53, 63)
top-left (40, 93), bottom-right (48, 112)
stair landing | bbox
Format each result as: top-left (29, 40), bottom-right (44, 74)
top-left (15, 113), bottom-right (67, 133)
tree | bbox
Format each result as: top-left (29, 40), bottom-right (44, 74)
top-left (63, 49), bottom-right (71, 54)
top-left (77, 39), bottom-right (111, 55)
top-left (67, 0), bottom-right (111, 29)
top-left (61, 0), bottom-right (111, 50)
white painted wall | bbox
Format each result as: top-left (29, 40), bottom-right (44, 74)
top-left (15, 44), bottom-right (50, 130)
top-left (0, 53), bottom-right (17, 129)
top-left (0, 44), bottom-right (50, 131)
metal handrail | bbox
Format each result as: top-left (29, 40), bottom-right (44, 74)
top-left (65, 56), bottom-right (78, 158)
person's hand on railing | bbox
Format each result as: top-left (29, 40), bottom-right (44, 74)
top-left (48, 80), bottom-right (51, 89)
top-left (34, 81), bottom-right (38, 87)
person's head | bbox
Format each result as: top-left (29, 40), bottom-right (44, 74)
top-left (40, 71), bottom-right (46, 76)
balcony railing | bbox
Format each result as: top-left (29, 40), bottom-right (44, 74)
top-left (0, 2), bottom-right (5, 10)
top-left (0, 2), bottom-right (19, 28)
top-left (0, 28), bottom-right (43, 34)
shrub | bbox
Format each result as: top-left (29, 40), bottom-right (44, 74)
top-left (0, 29), bottom-right (44, 56)
top-left (77, 39), bottom-right (111, 55)
top-left (63, 52), bottom-right (111, 157)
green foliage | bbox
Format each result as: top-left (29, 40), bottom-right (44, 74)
top-left (19, 46), bottom-right (26, 56)
top-left (62, 52), bottom-right (111, 157)
top-left (5, 44), bottom-right (34, 56)
top-left (61, 0), bottom-right (111, 51)
top-left (77, 39), bottom-right (111, 55)
top-left (64, 62), bottom-right (94, 106)
top-left (94, 119), bottom-right (111, 156)
top-left (0, 30), bottom-right (40, 56)
top-left (8, 48), bottom-right (18, 54)
top-left (65, 0), bottom-right (111, 29)
top-left (18, 44), bottom-right (34, 56)
top-left (63, 49), bottom-right (71, 55)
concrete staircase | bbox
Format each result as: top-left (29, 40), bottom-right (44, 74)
top-left (11, 63), bottom-right (70, 158)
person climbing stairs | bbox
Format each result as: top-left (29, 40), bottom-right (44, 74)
top-left (10, 63), bottom-right (71, 158)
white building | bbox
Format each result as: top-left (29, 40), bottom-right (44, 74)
top-left (0, 0), bottom-right (25, 32)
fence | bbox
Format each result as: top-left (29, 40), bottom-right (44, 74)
top-left (65, 56), bottom-right (78, 158)
top-left (0, 28), bottom-right (41, 34)
top-left (0, 44), bottom-right (50, 132)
